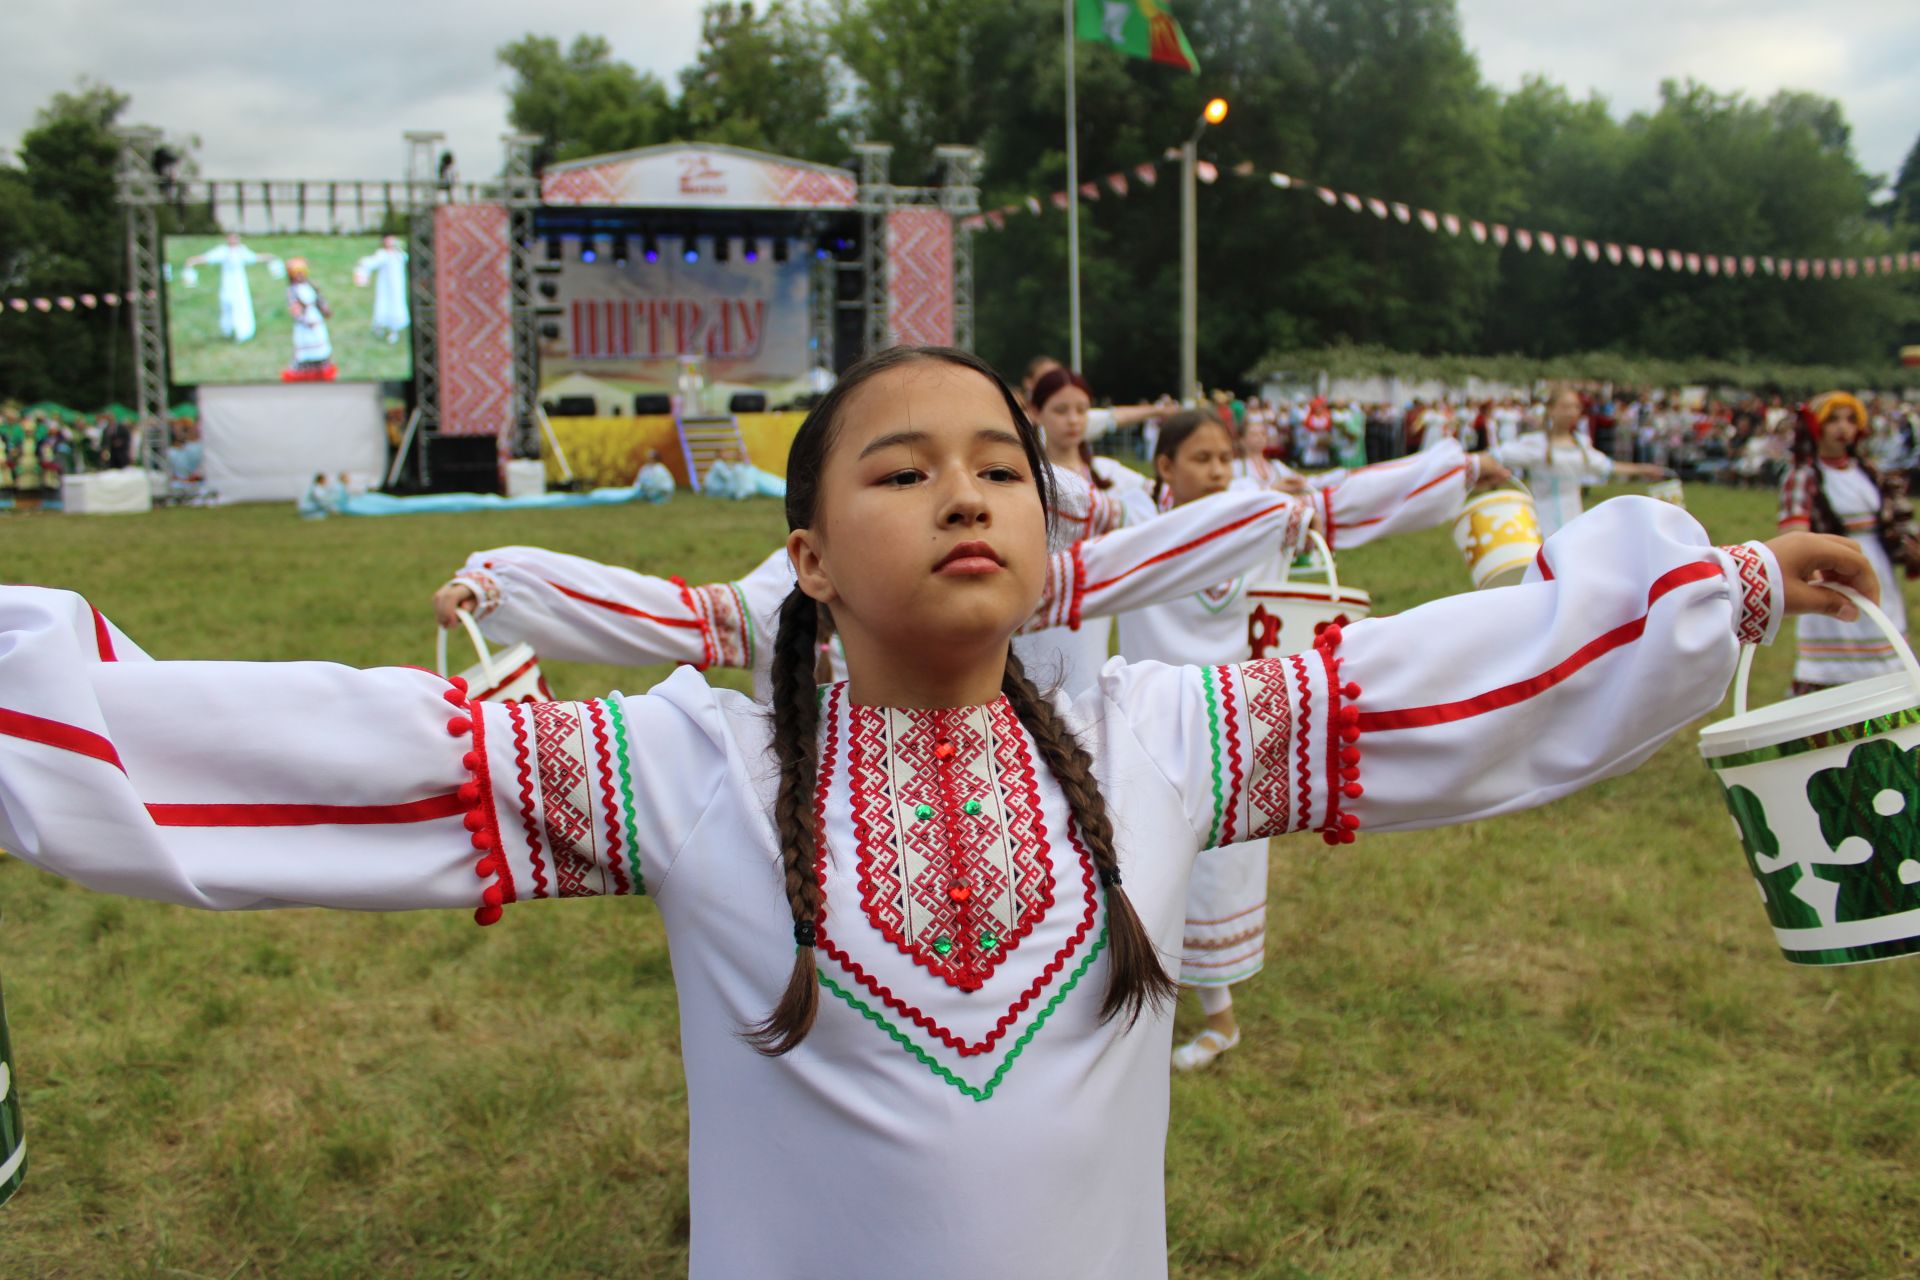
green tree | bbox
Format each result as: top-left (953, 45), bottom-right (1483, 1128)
top-left (498, 35), bottom-right (680, 164)
top-left (0, 82), bottom-right (211, 406)
top-left (679, 3), bottom-right (849, 163)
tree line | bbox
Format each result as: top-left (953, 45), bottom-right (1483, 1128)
top-left (4, 1), bottom-right (1917, 408)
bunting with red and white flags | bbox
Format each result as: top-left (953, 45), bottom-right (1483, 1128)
top-left (953, 147), bottom-right (1916, 283)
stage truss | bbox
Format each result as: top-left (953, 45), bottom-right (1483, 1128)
top-left (117, 133), bottom-right (983, 484)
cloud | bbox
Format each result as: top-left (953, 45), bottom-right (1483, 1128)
top-left (3, 0), bottom-right (1912, 186)
top-left (1459, 0), bottom-right (1917, 183)
top-left (0, 0), bottom-right (711, 178)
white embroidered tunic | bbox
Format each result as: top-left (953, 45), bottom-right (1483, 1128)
top-left (0, 499), bottom-right (1781, 1280)
top-left (1780, 459), bottom-right (1907, 686)
top-left (1492, 431), bottom-right (1612, 537)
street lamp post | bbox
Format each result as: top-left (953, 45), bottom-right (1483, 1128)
top-left (1181, 97), bottom-right (1228, 405)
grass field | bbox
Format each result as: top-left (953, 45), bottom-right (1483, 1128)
top-left (164, 235), bottom-right (411, 387)
top-left (3, 485), bottom-right (1919, 1278)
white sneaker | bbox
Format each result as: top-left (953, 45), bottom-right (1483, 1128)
top-left (1171, 1026), bottom-right (1240, 1072)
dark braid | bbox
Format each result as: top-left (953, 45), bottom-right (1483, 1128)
top-left (1000, 653), bottom-right (1179, 1026)
top-left (744, 587), bottom-right (825, 1055)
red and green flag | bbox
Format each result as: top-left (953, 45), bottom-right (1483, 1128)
top-left (1074, 0), bottom-right (1200, 75)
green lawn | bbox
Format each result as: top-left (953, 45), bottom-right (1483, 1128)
top-left (164, 235), bottom-right (412, 387)
top-left (2, 485), bottom-right (1918, 1278)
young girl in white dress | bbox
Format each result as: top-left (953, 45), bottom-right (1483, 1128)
top-left (1017, 368), bottom-right (1156, 694)
top-left (1777, 392), bottom-right (1920, 692)
top-left (1493, 386), bottom-right (1666, 537)
top-left (1118, 413), bottom-right (1510, 1070)
top-left (0, 346), bottom-right (1871, 1280)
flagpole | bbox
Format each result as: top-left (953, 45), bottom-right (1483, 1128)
top-left (1063, 0), bottom-right (1082, 371)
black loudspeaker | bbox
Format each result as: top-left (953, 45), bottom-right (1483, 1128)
top-left (634, 393), bottom-right (673, 415)
top-left (552, 395), bottom-right (599, 417)
top-left (728, 392), bottom-right (768, 413)
top-left (424, 435), bottom-right (501, 494)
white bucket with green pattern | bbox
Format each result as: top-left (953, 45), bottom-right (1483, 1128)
top-left (0, 928), bottom-right (22, 1205)
top-left (1700, 585), bottom-right (1920, 966)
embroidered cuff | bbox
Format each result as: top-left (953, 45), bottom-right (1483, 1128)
top-left (1204, 640), bottom-right (1354, 848)
top-left (1718, 541), bottom-right (1782, 647)
top-left (1463, 452), bottom-right (1482, 492)
top-left (450, 570), bottom-right (502, 620)
top-left (686, 581), bottom-right (755, 670)
top-left (477, 698), bottom-right (649, 917)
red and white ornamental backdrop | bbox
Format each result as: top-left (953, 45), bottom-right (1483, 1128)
top-left (434, 205), bottom-right (514, 455)
top-left (886, 207), bottom-right (954, 347)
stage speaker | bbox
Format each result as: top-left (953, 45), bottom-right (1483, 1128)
top-left (728, 392), bottom-right (768, 413)
top-left (634, 393), bottom-right (673, 415)
top-left (552, 395), bottom-right (599, 417)
top-left (424, 435), bottom-right (501, 494)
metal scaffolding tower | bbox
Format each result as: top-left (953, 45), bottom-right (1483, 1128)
top-left (115, 127), bottom-right (169, 472)
top-left (935, 146), bottom-right (984, 352)
top-left (403, 131), bottom-right (444, 483)
top-left (854, 142), bottom-right (894, 352)
top-left (502, 133), bottom-right (542, 459)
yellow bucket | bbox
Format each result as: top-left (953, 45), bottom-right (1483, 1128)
top-left (1244, 530), bottom-right (1372, 659)
top-left (1451, 485), bottom-right (1542, 589)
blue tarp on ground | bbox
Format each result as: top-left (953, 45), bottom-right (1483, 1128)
top-left (338, 485), bottom-right (662, 516)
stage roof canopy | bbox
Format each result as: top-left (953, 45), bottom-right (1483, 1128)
top-left (542, 143), bottom-right (858, 211)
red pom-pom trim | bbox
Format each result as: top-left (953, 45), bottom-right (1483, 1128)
top-left (463, 809), bottom-right (485, 832)
top-left (474, 904), bottom-right (503, 927)
top-left (451, 692), bottom-right (515, 927)
top-left (446, 715), bottom-right (473, 737)
top-left (1317, 626), bottom-right (1362, 846)
top-left (458, 781), bottom-right (479, 804)
top-left (446, 676), bottom-right (469, 696)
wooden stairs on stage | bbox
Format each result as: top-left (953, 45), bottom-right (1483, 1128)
top-left (676, 413), bottom-right (747, 493)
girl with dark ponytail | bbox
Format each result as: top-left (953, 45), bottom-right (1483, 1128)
top-left (0, 345), bottom-right (1876, 1279)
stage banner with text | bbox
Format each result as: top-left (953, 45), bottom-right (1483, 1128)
top-left (542, 238), bottom-right (811, 390)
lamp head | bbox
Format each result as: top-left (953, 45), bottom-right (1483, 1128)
top-left (1203, 98), bottom-right (1229, 126)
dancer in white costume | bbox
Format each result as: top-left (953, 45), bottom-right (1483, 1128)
top-left (1777, 392), bottom-right (1920, 692)
top-left (0, 347), bottom-right (1869, 1280)
top-left (183, 233), bottom-right (279, 343)
top-left (1493, 386), bottom-right (1666, 537)
top-left (1017, 367), bottom-right (1157, 695)
top-left (352, 234), bottom-right (410, 342)
top-left (1116, 413), bottom-right (1509, 1070)
top-left (284, 259), bottom-right (333, 372)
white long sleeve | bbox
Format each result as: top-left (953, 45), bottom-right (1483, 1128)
top-left (1094, 498), bottom-right (1780, 847)
top-left (1317, 439), bottom-right (1478, 550)
top-left (451, 546), bottom-right (796, 692)
top-left (1024, 489), bottom-right (1312, 631)
top-left (0, 587), bottom-right (730, 916)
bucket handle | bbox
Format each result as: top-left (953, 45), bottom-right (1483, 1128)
top-left (1279, 524), bottom-right (1341, 593)
top-left (436, 608), bottom-right (501, 689)
top-left (1733, 582), bottom-right (1920, 717)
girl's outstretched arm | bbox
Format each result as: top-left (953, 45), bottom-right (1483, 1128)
top-left (1098, 498), bottom-right (1868, 847)
top-left (1315, 438), bottom-right (1484, 551)
top-left (1022, 488), bottom-right (1313, 632)
top-left (0, 588), bottom-right (728, 918)
top-left (437, 545), bottom-right (794, 676)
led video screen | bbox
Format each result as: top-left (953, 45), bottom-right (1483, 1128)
top-left (164, 233), bottom-right (413, 385)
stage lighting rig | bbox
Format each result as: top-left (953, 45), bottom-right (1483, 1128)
top-left (642, 233), bottom-right (660, 263)
top-left (612, 233), bottom-right (630, 266)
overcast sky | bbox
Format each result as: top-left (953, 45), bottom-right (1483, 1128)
top-left (3, 0), bottom-right (1913, 191)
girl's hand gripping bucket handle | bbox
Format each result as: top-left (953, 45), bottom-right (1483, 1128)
top-left (1731, 582), bottom-right (1920, 716)
top-left (436, 608), bottom-right (502, 690)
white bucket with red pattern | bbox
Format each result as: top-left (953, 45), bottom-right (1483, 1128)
top-left (435, 610), bottom-right (554, 704)
top-left (1243, 530), bottom-right (1372, 660)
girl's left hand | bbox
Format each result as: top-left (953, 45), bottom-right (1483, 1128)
top-left (1766, 532), bottom-right (1880, 620)
top-left (1471, 454), bottom-right (1511, 488)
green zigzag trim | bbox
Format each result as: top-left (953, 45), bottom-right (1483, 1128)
top-left (727, 580), bottom-right (755, 670)
top-left (1200, 666), bottom-right (1226, 847)
top-left (818, 927), bottom-right (1108, 1102)
top-left (601, 698), bottom-right (646, 895)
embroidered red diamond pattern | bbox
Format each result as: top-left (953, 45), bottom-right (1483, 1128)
top-left (530, 701), bottom-right (604, 897)
top-left (850, 700), bottom-right (1052, 992)
top-left (1720, 543), bottom-right (1771, 646)
top-left (1241, 660), bottom-right (1295, 840)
